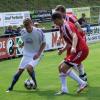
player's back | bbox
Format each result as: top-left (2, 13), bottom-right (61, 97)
top-left (66, 13), bottom-right (77, 24)
top-left (66, 14), bottom-right (86, 42)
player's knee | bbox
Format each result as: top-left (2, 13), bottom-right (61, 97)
top-left (58, 64), bottom-right (64, 73)
top-left (27, 65), bottom-right (33, 72)
top-left (59, 61), bottom-right (72, 73)
top-left (18, 69), bottom-right (24, 74)
top-left (59, 64), bottom-right (66, 73)
top-left (58, 62), bottom-right (64, 72)
top-left (58, 65), bottom-right (61, 73)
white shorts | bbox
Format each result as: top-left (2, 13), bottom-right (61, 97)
top-left (19, 56), bottom-right (40, 69)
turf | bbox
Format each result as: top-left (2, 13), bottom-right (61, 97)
top-left (0, 42), bottom-right (100, 100)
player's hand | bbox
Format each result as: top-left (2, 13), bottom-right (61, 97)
top-left (19, 45), bottom-right (23, 48)
top-left (71, 47), bottom-right (76, 54)
top-left (13, 45), bottom-right (18, 49)
top-left (33, 53), bottom-right (40, 60)
top-left (58, 49), bottom-right (63, 55)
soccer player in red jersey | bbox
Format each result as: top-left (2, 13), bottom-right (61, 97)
top-left (55, 5), bottom-right (87, 82)
top-left (55, 5), bottom-right (86, 42)
top-left (52, 11), bottom-right (89, 94)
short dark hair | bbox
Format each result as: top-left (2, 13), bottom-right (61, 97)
top-left (52, 11), bottom-right (63, 20)
top-left (82, 13), bottom-right (86, 17)
top-left (55, 5), bottom-right (66, 13)
top-left (23, 18), bottom-right (32, 26)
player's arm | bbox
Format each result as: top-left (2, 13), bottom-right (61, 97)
top-left (18, 42), bottom-right (24, 48)
top-left (33, 42), bottom-right (46, 60)
top-left (71, 32), bottom-right (78, 54)
top-left (38, 30), bottom-right (46, 55)
top-left (38, 42), bottom-right (46, 55)
top-left (33, 30), bottom-right (46, 60)
top-left (58, 29), bottom-right (67, 55)
top-left (13, 29), bottom-right (24, 49)
top-left (13, 45), bottom-right (18, 49)
top-left (13, 42), bottom-right (24, 49)
top-left (68, 23), bottom-right (78, 54)
top-left (75, 22), bottom-right (83, 32)
top-left (58, 44), bottom-right (67, 55)
top-left (13, 38), bottom-right (24, 49)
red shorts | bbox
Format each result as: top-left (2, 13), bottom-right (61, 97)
top-left (65, 47), bottom-right (89, 66)
top-left (81, 31), bottom-right (86, 42)
top-left (66, 48), bottom-right (71, 56)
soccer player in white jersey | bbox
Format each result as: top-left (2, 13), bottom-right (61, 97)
top-left (6, 18), bottom-right (46, 92)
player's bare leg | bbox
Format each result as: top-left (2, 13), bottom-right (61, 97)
top-left (55, 61), bottom-right (87, 95)
top-left (55, 62), bottom-right (69, 95)
top-left (6, 69), bottom-right (24, 92)
top-left (27, 65), bottom-right (37, 89)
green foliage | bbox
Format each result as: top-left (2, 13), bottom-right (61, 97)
top-left (0, 0), bottom-right (100, 11)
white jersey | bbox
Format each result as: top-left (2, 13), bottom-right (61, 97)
top-left (20, 27), bottom-right (46, 57)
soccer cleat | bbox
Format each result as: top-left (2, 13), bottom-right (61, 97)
top-left (77, 82), bottom-right (87, 93)
top-left (33, 84), bottom-right (37, 89)
top-left (79, 73), bottom-right (87, 82)
top-left (6, 87), bottom-right (13, 92)
top-left (54, 91), bottom-right (68, 95)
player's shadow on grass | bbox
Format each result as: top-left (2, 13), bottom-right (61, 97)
top-left (70, 86), bottom-right (100, 99)
top-left (13, 86), bottom-right (100, 99)
top-left (87, 86), bottom-right (100, 99)
top-left (35, 89), bottom-right (56, 98)
top-left (13, 89), bottom-right (56, 99)
top-left (13, 89), bottom-right (38, 94)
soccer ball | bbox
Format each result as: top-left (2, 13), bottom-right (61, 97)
top-left (24, 79), bottom-right (35, 90)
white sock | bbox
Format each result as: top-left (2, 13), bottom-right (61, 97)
top-left (78, 64), bottom-right (85, 75)
top-left (60, 73), bottom-right (69, 93)
top-left (73, 65), bottom-right (79, 72)
top-left (67, 70), bottom-right (85, 85)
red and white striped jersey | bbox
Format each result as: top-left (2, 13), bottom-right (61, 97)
top-left (60, 20), bottom-right (87, 51)
top-left (66, 13), bottom-right (77, 24)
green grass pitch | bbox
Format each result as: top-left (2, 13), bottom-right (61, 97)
top-left (0, 42), bottom-right (100, 100)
